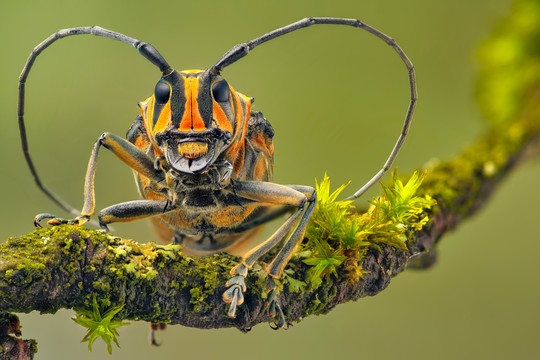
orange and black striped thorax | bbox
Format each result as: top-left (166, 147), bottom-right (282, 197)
top-left (137, 69), bottom-right (252, 175)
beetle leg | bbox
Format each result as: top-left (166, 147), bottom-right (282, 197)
top-left (266, 277), bottom-right (286, 330)
top-left (35, 132), bottom-right (165, 227)
top-left (222, 181), bottom-right (316, 327)
top-left (265, 186), bottom-right (316, 329)
top-left (98, 200), bottom-right (175, 229)
top-left (34, 213), bottom-right (72, 227)
top-left (223, 263), bottom-right (248, 317)
top-left (149, 322), bottom-right (167, 347)
top-left (228, 205), bottom-right (292, 234)
top-left (222, 208), bottom-right (303, 317)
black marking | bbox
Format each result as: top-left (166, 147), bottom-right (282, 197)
top-left (197, 70), bottom-right (214, 128)
top-left (163, 71), bottom-right (185, 128)
top-left (212, 80), bottom-right (230, 102)
top-left (154, 81), bottom-right (170, 104)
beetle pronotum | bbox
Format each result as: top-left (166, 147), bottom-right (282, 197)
top-left (18, 18), bottom-right (416, 329)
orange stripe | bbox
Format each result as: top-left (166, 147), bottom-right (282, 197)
top-left (252, 156), bottom-right (269, 181)
top-left (139, 96), bottom-right (152, 133)
top-left (179, 78), bottom-right (206, 131)
top-left (243, 100), bottom-right (251, 139)
top-left (139, 96), bottom-right (163, 157)
top-left (224, 92), bottom-right (252, 175)
top-left (238, 95), bottom-right (251, 148)
top-left (213, 101), bottom-right (233, 133)
top-left (179, 78), bottom-right (192, 131)
top-left (231, 91), bottom-right (246, 149)
top-left (154, 101), bottom-right (171, 134)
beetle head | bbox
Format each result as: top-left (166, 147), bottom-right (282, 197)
top-left (138, 69), bottom-right (251, 175)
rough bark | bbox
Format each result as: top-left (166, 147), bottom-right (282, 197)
top-left (0, 314), bottom-right (37, 360)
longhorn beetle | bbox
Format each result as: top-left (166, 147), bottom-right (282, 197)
top-left (18, 18), bottom-right (416, 329)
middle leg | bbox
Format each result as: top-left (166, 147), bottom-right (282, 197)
top-left (222, 181), bottom-right (316, 327)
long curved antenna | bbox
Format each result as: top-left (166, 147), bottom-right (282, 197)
top-left (211, 17), bottom-right (417, 201)
top-left (18, 26), bottom-right (171, 216)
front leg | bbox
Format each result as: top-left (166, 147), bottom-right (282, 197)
top-left (98, 200), bottom-right (175, 230)
top-left (35, 132), bottom-right (165, 227)
top-left (222, 181), bottom-right (316, 329)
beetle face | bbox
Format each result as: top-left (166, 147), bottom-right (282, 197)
top-left (138, 69), bottom-right (252, 174)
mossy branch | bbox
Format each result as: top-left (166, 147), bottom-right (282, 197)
top-left (2, 104), bottom-right (538, 331)
top-left (3, 0), bottom-right (540, 357)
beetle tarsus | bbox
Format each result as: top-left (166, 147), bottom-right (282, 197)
top-left (47, 218), bottom-right (69, 226)
top-left (268, 300), bottom-right (287, 330)
top-left (34, 213), bottom-right (91, 228)
top-left (34, 213), bottom-right (57, 227)
top-left (266, 277), bottom-right (288, 330)
top-left (99, 222), bottom-right (111, 232)
top-left (223, 263), bottom-right (248, 318)
top-left (223, 282), bottom-right (244, 317)
top-left (34, 213), bottom-right (69, 227)
top-left (149, 323), bottom-right (166, 346)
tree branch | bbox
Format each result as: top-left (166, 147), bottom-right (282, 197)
top-left (3, 0), bottom-right (540, 357)
top-left (0, 314), bottom-right (37, 359)
top-left (2, 104), bottom-right (539, 331)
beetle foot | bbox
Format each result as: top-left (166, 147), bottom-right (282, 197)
top-left (266, 277), bottom-right (288, 330)
top-left (149, 323), bottom-right (166, 346)
top-left (223, 263), bottom-right (248, 318)
top-left (34, 213), bottom-right (90, 227)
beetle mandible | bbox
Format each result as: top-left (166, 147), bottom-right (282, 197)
top-left (18, 18), bottom-right (416, 328)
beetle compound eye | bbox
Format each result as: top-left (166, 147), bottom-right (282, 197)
top-left (154, 81), bottom-right (170, 104)
top-left (212, 80), bottom-right (230, 102)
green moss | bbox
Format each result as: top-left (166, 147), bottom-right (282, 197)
top-left (303, 171), bottom-right (435, 288)
top-left (0, 227), bottom-right (234, 321)
top-left (140, 267), bottom-right (158, 280)
top-left (303, 292), bottom-right (325, 316)
top-left (179, 256), bottom-right (235, 313)
top-left (92, 281), bottom-right (111, 293)
top-left (477, 0), bottom-right (540, 125)
top-left (73, 296), bottom-right (129, 355)
top-left (282, 269), bottom-right (307, 293)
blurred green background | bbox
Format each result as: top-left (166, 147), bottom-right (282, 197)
top-left (1, 0), bottom-right (539, 359)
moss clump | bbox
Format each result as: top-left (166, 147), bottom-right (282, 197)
top-left (302, 171), bottom-right (435, 288)
top-left (73, 296), bottom-right (129, 355)
top-left (185, 260), bottom-right (223, 313)
top-left (476, 0), bottom-right (540, 126)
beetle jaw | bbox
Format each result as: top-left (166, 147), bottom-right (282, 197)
top-left (156, 128), bottom-right (233, 174)
top-left (178, 141), bottom-right (208, 159)
top-left (165, 139), bottom-right (217, 174)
